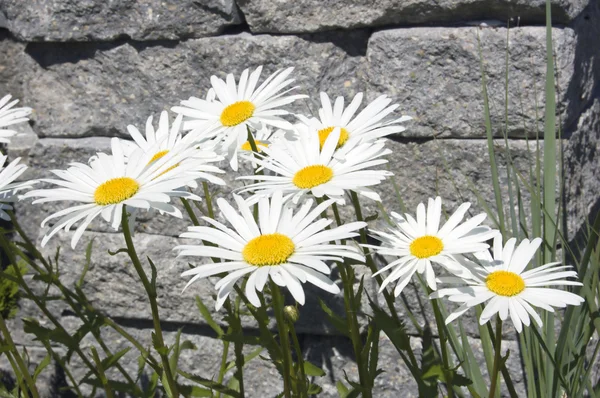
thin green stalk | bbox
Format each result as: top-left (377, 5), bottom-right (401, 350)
top-left (0, 233), bottom-right (102, 385)
top-left (430, 299), bottom-right (455, 398)
top-left (181, 197), bottom-right (201, 226)
top-left (337, 263), bottom-right (372, 397)
top-left (288, 320), bottom-right (308, 397)
top-left (270, 281), bottom-right (294, 398)
top-left (223, 299), bottom-right (245, 397)
top-left (202, 181), bottom-right (215, 219)
top-left (489, 317), bottom-right (503, 398)
top-left (121, 208), bottom-right (179, 397)
top-left (542, 0), bottom-right (557, 391)
top-left (90, 346), bottom-right (114, 398)
top-left (214, 338), bottom-right (231, 398)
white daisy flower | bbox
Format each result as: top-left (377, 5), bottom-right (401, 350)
top-left (172, 66), bottom-right (307, 171)
top-left (23, 138), bottom-right (215, 248)
top-left (0, 94), bottom-right (32, 144)
top-left (368, 197), bottom-right (498, 296)
top-left (431, 235), bottom-right (584, 332)
top-left (122, 111), bottom-right (226, 188)
top-left (176, 191), bottom-right (366, 310)
top-left (0, 155), bottom-right (36, 220)
top-left (237, 127), bottom-right (392, 204)
top-left (298, 92), bottom-right (411, 151)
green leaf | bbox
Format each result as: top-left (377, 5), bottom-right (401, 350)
top-left (81, 347), bottom-right (131, 382)
top-left (32, 354), bottom-right (51, 381)
top-left (318, 298), bottom-right (348, 337)
top-left (303, 361), bottom-right (325, 377)
top-left (307, 383), bottom-right (323, 395)
top-left (81, 378), bottom-right (138, 394)
top-left (196, 295), bottom-right (224, 336)
top-left (336, 380), bottom-right (350, 398)
top-left (368, 299), bottom-right (410, 352)
top-left (364, 212), bottom-right (379, 222)
top-left (177, 369), bottom-right (241, 398)
top-left (77, 237), bottom-right (95, 288)
top-left (178, 384), bottom-right (212, 397)
top-left (147, 257), bottom-right (158, 297)
top-left (224, 346), bottom-right (263, 372)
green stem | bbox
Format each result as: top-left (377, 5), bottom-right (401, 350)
top-left (202, 181), bottom-right (215, 219)
top-left (223, 299), bottom-right (245, 397)
top-left (270, 281), bottom-right (294, 398)
top-left (0, 315), bottom-right (39, 398)
top-left (337, 263), bottom-right (372, 397)
top-left (489, 317), bottom-right (503, 398)
top-left (214, 337), bottom-right (231, 398)
top-left (288, 319), bottom-right (308, 397)
top-left (349, 192), bottom-right (421, 371)
top-left (2, 349), bottom-right (30, 396)
top-left (90, 346), bottom-right (114, 398)
top-left (0, 233), bottom-right (102, 386)
top-left (121, 207), bottom-right (179, 397)
top-left (431, 299), bottom-right (455, 398)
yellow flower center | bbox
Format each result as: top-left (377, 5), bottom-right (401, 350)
top-left (241, 140), bottom-right (268, 152)
top-left (318, 126), bottom-right (350, 149)
top-left (220, 101), bottom-right (256, 127)
top-left (242, 233), bottom-right (295, 266)
top-left (149, 149), bottom-right (169, 164)
top-left (292, 165), bottom-right (334, 189)
top-left (485, 270), bottom-right (526, 297)
top-left (94, 177), bottom-right (140, 206)
top-left (409, 235), bottom-right (444, 259)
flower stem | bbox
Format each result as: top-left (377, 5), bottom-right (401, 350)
top-left (202, 181), bottom-right (215, 219)
top-left (270, 281), bottom-right (294, 398)
top-left (288, 318), bottom-right (308, 397)
top-left (121, 207), bottom-right (179, 397)
top-left (489, 317), bottom-right (503, 398)
top-left (214, 336), bottom-right (231, 398)
top-left (0, 313), bottom-right (40, 398)
top-left (431, 298), bottom-right (455, 398)
top-left (348, 192), bottom-right (421, 371)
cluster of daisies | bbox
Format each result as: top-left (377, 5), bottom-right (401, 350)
top-left (0, 66), bottom-right (583, 333)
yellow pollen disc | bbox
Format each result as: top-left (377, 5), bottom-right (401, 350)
top-left (292, 165), bottom-right (334, 189)
top-left (241, 140), bottom-right (268, 152)
top-left (242, 233), bottom-right (295, 267)
top-left (485, 270), bottom-right (525, 297)
top-left (148, 150), bottom-right (169, 164)
top-left (94, 177), bottom-right (140, 206)
top-left (220, 101), bottom-right (256, 127)
top-left (318, 126), bottom-right (350, 149)
top-left (409, 235), bottom-right (444, 259)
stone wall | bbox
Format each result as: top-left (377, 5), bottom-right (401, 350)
top-left (1, 0), bottom-right (599, 396)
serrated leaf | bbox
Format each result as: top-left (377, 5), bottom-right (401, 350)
top-left (318, 298), bottom-right (348, 336)
top-left (177, 369), bottom-right (240, 398)
top-left (178, 384), bottom-right (212, 397)
top-left (81, 378), bottom-right (138, 394)
top-left (224, 346), bottom-right (263, 372)
top-left (368, 299), bottom-right (410, 352)
top-left (77, 237), bottom-right (95, 288)
top-left (81, 347), bottom-right (131, 382)
top-left (307, 383), bottom-right (323, 394)
top-left (453, 372), bottom-right (473, 387)
top-left (196, 295), bottom-right (224, 336)
top-left (303, 361), bottom-right (325, 377)
top-left (32, 353), bottom-right (51, 381)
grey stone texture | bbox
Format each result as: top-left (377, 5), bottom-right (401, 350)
top-left (1, 0), bottom-right (599, 395)
top-left (0, 0), bottom-right (242, 41)
top-left (237, 0), bottom-right (587, 34)
top-left (366, 26), bottom-right (577, 138)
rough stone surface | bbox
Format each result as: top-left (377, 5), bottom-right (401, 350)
top-left (238, 0), bottom-right (587, 34)
top-left (19, 31), bottom-right (368, 139)
top-left (565, 98), bottom-right (600, 241)
top-left (366, 26), bottom-right (576, 138)
top-left (0, 0), bottom-right (241, 41)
